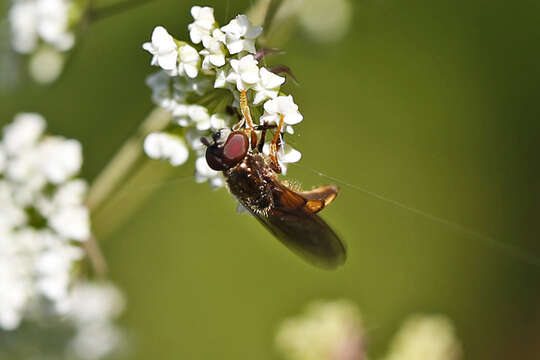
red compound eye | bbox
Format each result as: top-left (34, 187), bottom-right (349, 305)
top-left (223, 131), bottom-right (249, 167)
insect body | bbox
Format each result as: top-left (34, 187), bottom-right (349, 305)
top-left (201, 91), bottom-right (346, 269)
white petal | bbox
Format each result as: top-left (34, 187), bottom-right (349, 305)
top-left (284, 112), bottom-right (303, 125)
top-left (142, 42), bottom-right (154, 53)
top-left (226, 39), bottom-right (245, 54)
top-left (280, 146), bottom-right (302, 163)
top-left (259, 113), bottom-right (279, 125)
top-left (152, 26), bottom-right (173, 46)
top-left (158, 51), bottom-right (177, 70)
top-left (260, 67), bottom-right (285, 88)
top-left (3, 113), bottom-right (46, 155)
top-left (263, 98), bottom-right (280, 114)
top-left (184, 64), bottom-right (198, 78)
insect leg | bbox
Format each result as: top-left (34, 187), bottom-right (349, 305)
top-left (269, 114), bottom-right (284, 173)
top-left (257, 123), bottom-right (268, 152)
top-left (239, 90), bottom-right (258, 149)
top-left (254, 123), bottom-right (278, 153)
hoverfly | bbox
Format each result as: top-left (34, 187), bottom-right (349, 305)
top-left (201, 91), bottom-right (346, 269)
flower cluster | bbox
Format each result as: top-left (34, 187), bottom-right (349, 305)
top-left (383, 314), bottom-right (462, 360)
top-left (0, 113), bottom-right (125, 359)
top-left (8, 0), bottom-right (80, 83)
top-left (62, 281), bottom-right (125, 360)
top-left (142, 6), bottom-right (303, 187)
top-left (275, 300), bottom-right (366, 360)
top-left (275, 300), bottom-right (463, 360)
top-left (0, 113), bottom-right (90, 330)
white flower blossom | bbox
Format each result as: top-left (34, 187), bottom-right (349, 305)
top-left (200, 29), bottom-right (227, 70)
top-left (35, 0), bottom-right (74, 51)
top-left (8, 0), bottom-right (74, 54)
top-left (29, 47), bottom-right (65, 84)
top-left (209, 113), bottom-right (231, 130)
top-left (61, 281), bottom-right (125, 360)
top-left (188, 6), bottom-right (216, 44)
top-left (221, 14), bottom-right (262, 54)
top-left (48, 205), bottom-right (90, 241)
top-left (175, 75), bottom-right (212, 97)
top-left (37, 136), bottom-right (83, 184)
top-left (142, 7), bottom-right (307, 188)
top-left (275, 300), bottom-right (366, 360)
top-left (173, 104), bottom-right (211, 130)
top-left (3, 112), bottom-right (46, 155)
top-left (8, 0), bottom-right (38, 53)
top-left (383, 314), bottom-right (462, 360)
top-left (0, 113), bottom-right (92, 331)
top-left (263, 142), bottom-right (302, 174)
top-left (0, 245), bottom-right (32, 329)
top-left (146, 70), bottom-right (173, 108)
top-left (177, 43), bottom-right (201, 78)
top-left (143, 132), bottom-right (189, 166)
top-left (142, 26), bottom-right (178, 71)
top-left (253, 67), bottom-right (285, 105)
top-left (227, 54), bottom-right (260, 91)
top-left (260, 95), bottom-right (303, 127)
top-left (214, 67), bottom-right (229, 88)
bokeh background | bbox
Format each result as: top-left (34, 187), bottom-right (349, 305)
top-left (2, 0), bottom-right (540, 358)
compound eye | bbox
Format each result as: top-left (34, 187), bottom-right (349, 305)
top-left (205, 147), bottom-right (226, 171)
top-left (223, 131), bottom-right (249, 168)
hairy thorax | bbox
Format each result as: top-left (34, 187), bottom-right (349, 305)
top-left (224, 153), bottom-right (276, 215)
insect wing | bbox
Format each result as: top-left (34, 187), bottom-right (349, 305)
top-left (250, 184), bottom-right (346, 269)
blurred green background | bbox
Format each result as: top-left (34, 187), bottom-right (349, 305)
top-left (2, 0), bottom-right (540, 358)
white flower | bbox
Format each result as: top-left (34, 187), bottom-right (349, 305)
top-left (200, 29), bottom-right (227, 70)
top-left (8, 0), bottom-right (74, 54)
top-left (174, 75), bottom-right (212, 97)
top-left (3, 112), bottom-right (46, 155)
top-left (0, 149), bottom-right (6, 174)
top-left (37, 137), bottom-right (83, 184)
top-left (221, 14), bottom-right (262, 54)
top-left (61, 281), bottom-right (125, 360)
top-left (214, 67), bottom-right (229, 88)
top-left (143, 132), bottom-right (189, 166)
top-left (184, 129), bottom-right (206, 152)
top-left (0, 248), bottom-right (32, 330)
top-left (37, 179), bottom-right (88, 217)
top-left (190, 105), bottom-right (211, 130)
top-left (226, 54), bottom-right (260, 91)
top-left (142, 26), bottom-right (178, 71)
top-left (146, 70), bottom-right (173, 107)
top-left (36, 0), bottom-right (74, 51)
top-left (173, 104), bottom-right (211, 130)
top-left (62, 282), bottom-right (125, 324)
top-left (29, 47), bottom-right (65, 84)
top-left (35, 240), bottom-right (84, 300)
top-left (209, 113), bottom-right (231, 130)
top-left (48, 205), bottom-right (90, 241)
top-left (177, 43), bottom-right (201, 78)
top-left (263, 142), bottom-right (301, 174)
top-left (253, 67), bottom-right (285, 105)
top-left (0, 113), bottom-right (106, 338)
top-left (9, 1), bottom-right (38, 53)
top-left (384, 314), bottom-right (462, 360)
top-left (275, 300), bottom-right (365, 360)
top-left (260, 95), bottom-right (303, 127)
top-left (188, 6), bottom-right (216, 44)
top-left (195, 156), bottom-right (224, 188)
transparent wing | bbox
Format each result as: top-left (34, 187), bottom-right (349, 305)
top-left (248, 182), bottom-right (346, 269)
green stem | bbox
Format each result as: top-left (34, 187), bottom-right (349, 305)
top-left (86, 106), bottom-right (171, 214)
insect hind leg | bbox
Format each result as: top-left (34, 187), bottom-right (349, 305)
top-left (269, 115), bottom-right (284, 173)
